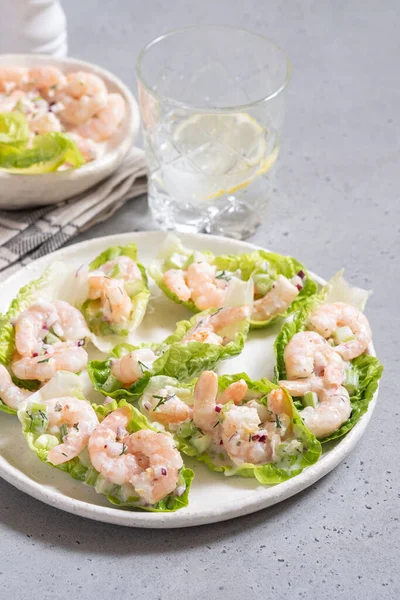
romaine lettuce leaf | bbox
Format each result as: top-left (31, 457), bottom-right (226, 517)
top-left (80, 242), bottom-right (151, 352)
top-left (0, 263), bottom-right (67, 412)
top-left (0, 111), bottom-right (30, 147)
top-left (140, 372), bottom-right (321, 484)
top-left (273, 274), bottom-right (383, 442)
top-left (88, 289), bottom-right (251, 400)
top-left (149, 235), bottom-right (319, 328)
top-left (321, 354), bottom-right (383, 443)
top-left (0, 131), bottom-right (84, 173)
top-left (17, 375), bottom-right (193, 512)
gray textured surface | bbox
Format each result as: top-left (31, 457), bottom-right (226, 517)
top-left (1, 1), bottom-right (399, 598)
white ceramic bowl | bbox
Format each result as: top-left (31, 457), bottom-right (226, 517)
top-left (0, 54), bottom-right (141, 209)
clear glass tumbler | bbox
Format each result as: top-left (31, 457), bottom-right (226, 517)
top-left (137, 26), bottom-right (290, 239)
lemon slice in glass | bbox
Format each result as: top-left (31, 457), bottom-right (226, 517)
top-left (162, 112), bottom-right (279, 202)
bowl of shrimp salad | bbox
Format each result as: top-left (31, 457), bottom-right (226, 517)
top-left (0, 54), bottom-right (140, 208)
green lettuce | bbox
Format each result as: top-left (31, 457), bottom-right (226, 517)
top-left (88, 293), bottom-right (251, 400)
top-left (149, 235), bottom-right (318, 328)
top-left (0, 130), bottom-right (84, 173)
top-left (81, 242), bottom-right (151, 352)
top-left (0, 263), bottom-right (66, 413)
top-left (0, 112), bottom-right (30, 147)
top-left (17, 373), bottom-right (193, 512)
top-left (321, 354), bottom-right (383, 443)
top-left (273, 274), bottom-right (383, 441)
top-left (139, 373), bottom-right (321, 485)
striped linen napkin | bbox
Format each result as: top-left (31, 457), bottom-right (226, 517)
top-left (0, 147), bottom-right (147, 281)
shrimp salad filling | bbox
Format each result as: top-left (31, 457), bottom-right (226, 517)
top-left (0, 236), bottom-right (383, 513)
top-left (138, 373), bottom-right (322, 483)
top-left (150, 235), bottom-right (318, 327)
top-left (275, 273), bottom-right (383, 441)
top-left (0, 66), bottom-right (126, 172)
top-left (88, 282), bottom-right (253, 401)
top-left (16, 373), bottom-right (193, 510)
top-left (77, 243), bottom-right (151, 352)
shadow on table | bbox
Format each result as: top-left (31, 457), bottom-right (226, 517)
top-left (0, 472), bottom-right (333, 555)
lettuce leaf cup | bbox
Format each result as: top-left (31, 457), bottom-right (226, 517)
top-left (274, 273), bottom-right (383, 442)
top-left (149, 234), bottom-right (318, 328)
top-left (76, 242), bottom-right (151, 353)
top-left (17, 371), bottom-right (193, 512)
top-left (88, 279), bottom-right (253, 401)
top-left (137, 373), bottom-right (322, 485)
top-left (0, 262), bottom-right (78, 412)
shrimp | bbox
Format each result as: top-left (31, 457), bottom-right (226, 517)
top-left (88, 276), bottom-right (132, 324)
top-left (0, 67), bottom-right (28, 92)
top-left (0, 364), bottom-right (31, 409)
top-left (142, 389), bottom-right (192, 426)
top-left (163, 269), bottom-right (191, 302)
top-left (186, 262), bottom-right (226, 310)
top-left (0, 89), bottom-right (26, 112)
top-left (301, 386), bottom-right (351, 438)
top-left (88, 407), bottom-right (183, 504)
top-left (283, 331), bottom-right (345, 388)
top-left (192, 370), bottom-right (248, 432)
top-left (45, 396), bottom-right (98, 465)
top-left (27, 66), bottom-right (66, 93)
top-left (88, 407), bottom-right (142, 485)
top-left (99, 255), bottom-right (142, 282)
top-left (68, 133), bottom-right (98, 162)
top-left (110, 348), bottom-right (156, 385)
top-left (29, 112), bottom-right (63, 134)
top-left (252, 275), bottom-right (299, 322)
top-left (307, 302), bottom-right (372, 360)
top-left (14, 300), bottom-right (89, 357)
top-left (183, 305), bottom-right (250, 345)
top-left (57, 71), bottom-right (108, 125)
top-left (222, 388), bottom-right (292, 465)
top-left (127, 429), bottom-right (183, 504)
top-left (12, 345), bottom-right (88, 382)
top-left (73, 93), bottom-right (125, 142)
top-left (221, 405), bottom-right (272, 465)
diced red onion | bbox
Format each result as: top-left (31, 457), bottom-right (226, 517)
top-left (143, 402), bottom-right (151, 411)
top-left (296, 284), bottom-right (303, 291)
top-left (161, 468), bottom-right (167, 476)
top-left (259, 434), bottom-right (267, 443)
top-left (252, 434), bottom-right (260, 441)
top-left (215, 405), bottom-right (222, 413)
top-left (77, 339), bottom-right (85, 347)
top-left (32, 352), bottom-right (38, 358)
top-left (219, 440), bottom-right (223, 445)
top-left (297, 270), bottom-right (305, 279)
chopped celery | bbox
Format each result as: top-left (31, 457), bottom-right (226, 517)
top-left (302, 392), bottom-right (318, 408)
top-left (44, 331), bottom-right (61, 345)
top-left (191, 432), bottom-right (212, 454)
top-left (343, 365), bottom-right (359, 396)
top-left (35, 434), bottom-right (59, 450)
top-left (333, 326), bottom-right (355, 345)
top-left (177, 421), bottom-right (196, 439)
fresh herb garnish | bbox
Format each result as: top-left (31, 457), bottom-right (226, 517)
top-left (275, 414), bottom-right (282, 429)
top-left (138, 360), bottom-right (148, 373)
top-left (153, 393), bottom-right (175, 410)
top-left (215, 270), bottom-right (230, 281)
top-left (37, 358), bottom-right (50, 364)
top-left (54, 401), bottom-right (62, 412)
top-left (60, 423), bottom-right (68, 439)
top-left (73, 423), bottom-right (79, 431)
top-left (120, 443), bottom-right (127, 455)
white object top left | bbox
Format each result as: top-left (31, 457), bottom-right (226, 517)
top-left (0, 0), bottom-right (67, 57)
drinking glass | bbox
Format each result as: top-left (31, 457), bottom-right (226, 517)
top-left (137, 26), bottom-right (290, 239)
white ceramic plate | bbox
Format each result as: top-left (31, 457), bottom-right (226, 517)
top-left (0, 232), bottom-right (378, 528)
top-left (0, 54), bottom-right (140, 208)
